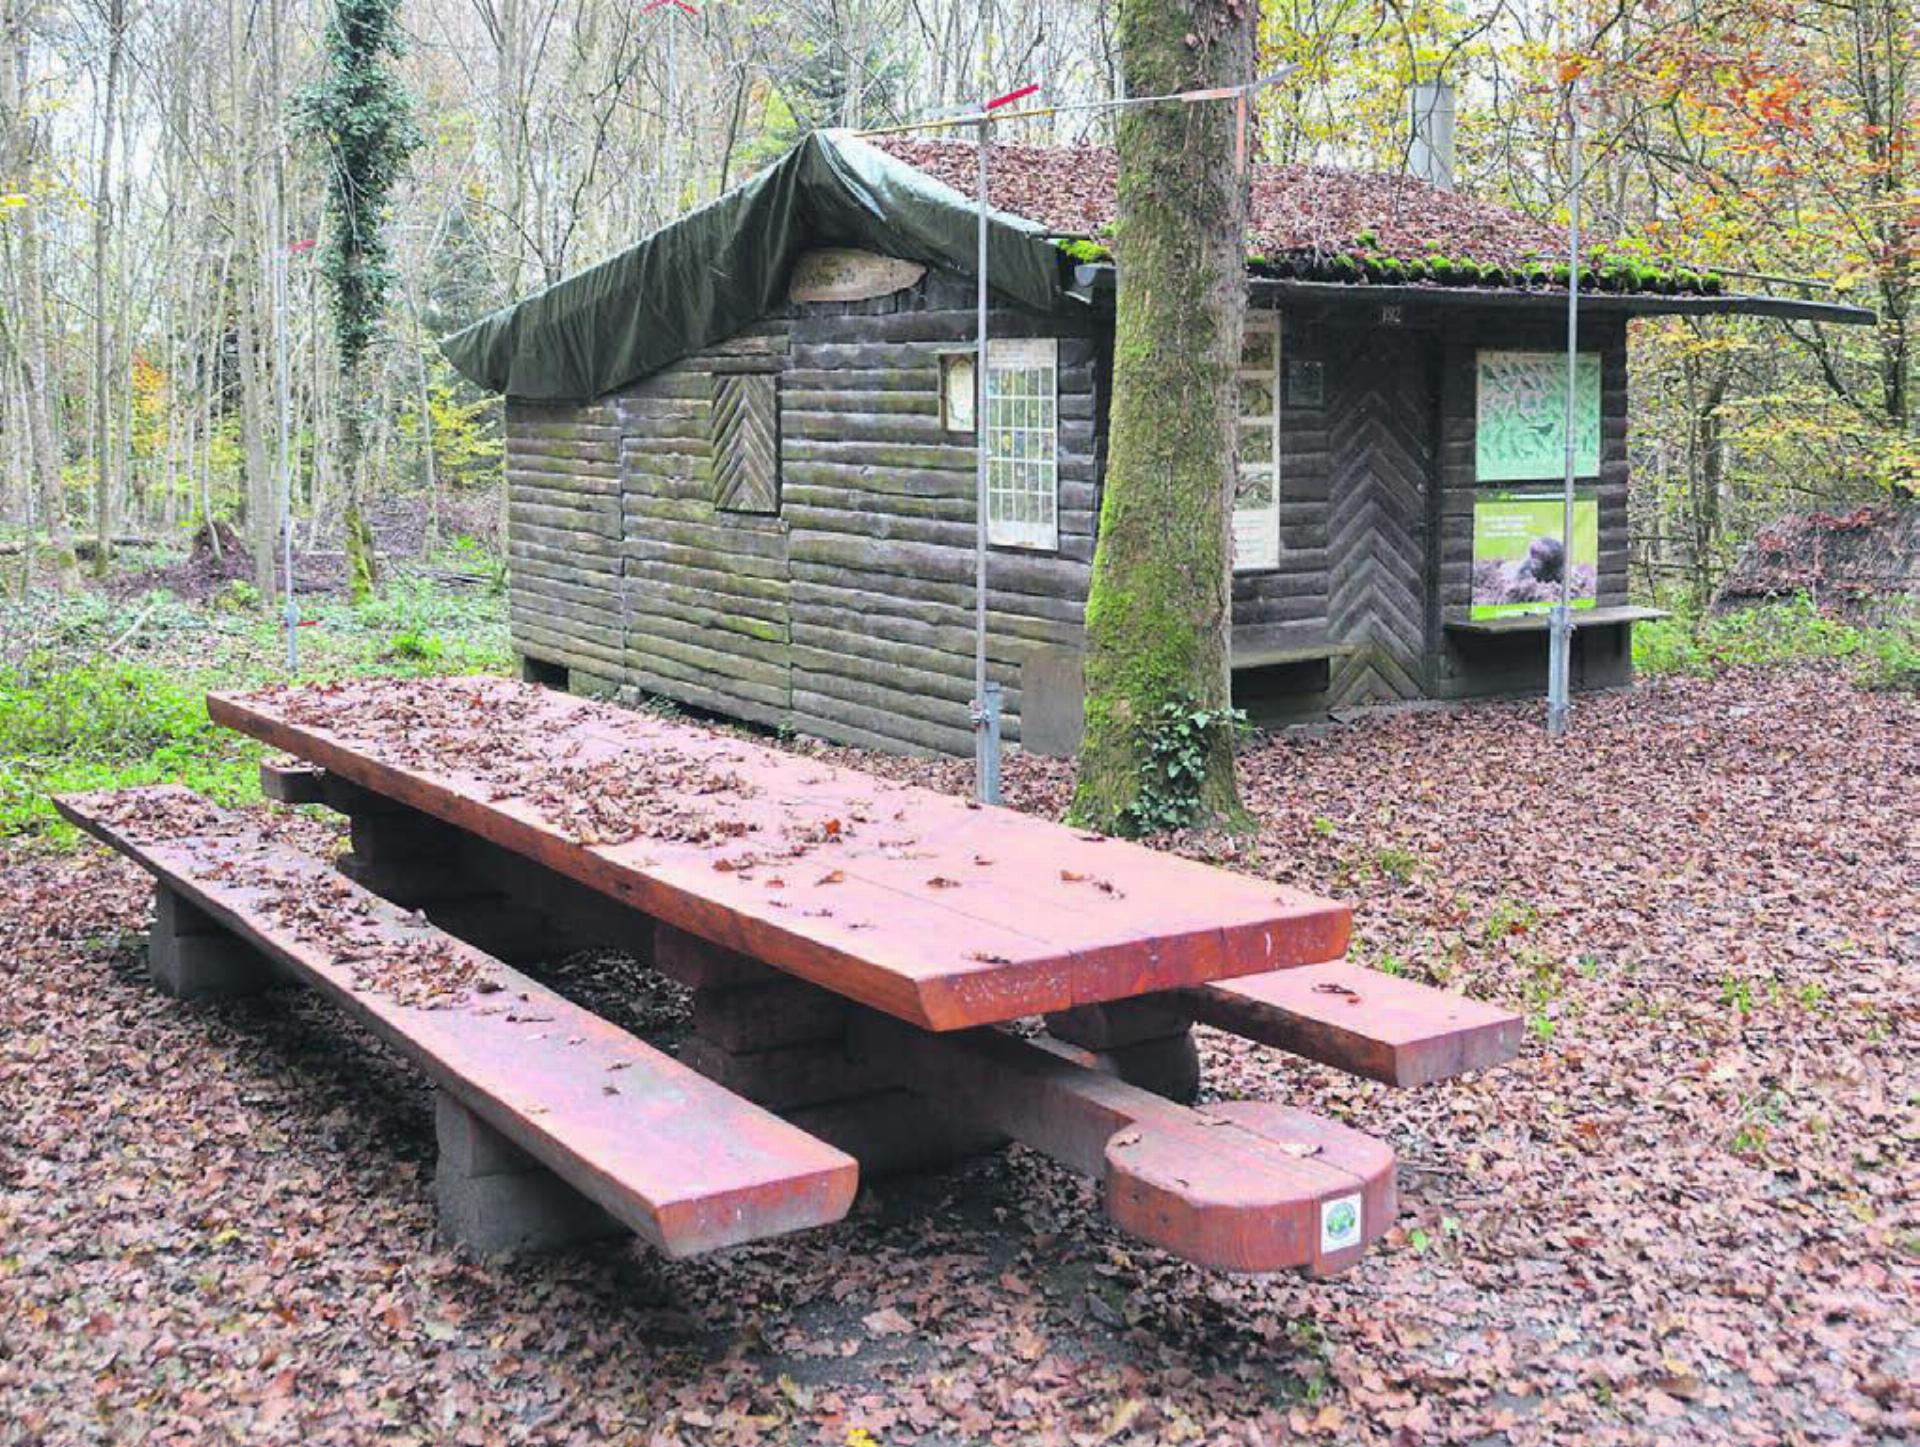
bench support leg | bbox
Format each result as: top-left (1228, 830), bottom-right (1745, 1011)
top-left (1045, 999), bottom-right (1202, 1104)
top-left (336, 802), bottom-right (651, 966)
top-left (660, 926), bottom-right (1006, 1175)
top-left (148, 884), bottom-right (276, 1000)
top-left (431, 1092), bottom-right (625, 1253)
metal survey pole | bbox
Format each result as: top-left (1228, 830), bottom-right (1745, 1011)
top-left (1547, 87), bottom-right (1580, 737)
top-left (860, 65), bottom-right (1298, 803)
top-left (972, 111), bottom-right (1002, 805)
top-left (277, 210), bottom-right (297, 673)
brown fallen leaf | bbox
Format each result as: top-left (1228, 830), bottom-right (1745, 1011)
top-left (861, 1307), bottom-right (914, 1337)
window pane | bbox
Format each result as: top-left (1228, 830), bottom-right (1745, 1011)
top-left (983, 339), bottom-right (1060, 549)
top-left (1240, 424), bottom-right (1273, 465)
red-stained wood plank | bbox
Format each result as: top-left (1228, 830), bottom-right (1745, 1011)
top-left (851, 1010), bottom-right (1395, 1275)
top-left (207, 679), bottom-right (1352, 1031)
top-left (55, 785), bottom-right (858, 1258)
top-left (1190, 961), bottom-right (1524, 1087)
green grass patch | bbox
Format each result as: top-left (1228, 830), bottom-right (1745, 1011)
top-left (0, 658), bottom-right (266, 845)
top-left (1633, 595), bottom-right (1920, 692)
top-left (1, 575), bottom-right (512, 848)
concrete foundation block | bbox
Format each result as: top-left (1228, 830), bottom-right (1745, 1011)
top-left (1053, 1031), bottom-right (1204, 1104)
top-left (678, 1035), bottom-right (873, 1112)
top-left (434, 1091), bottom-right (537, 1177)
top-left (1045, 996), bottom-right (1195, 1051)
top-left (432, 1092), bottom-right (625, 1253)
top-left (1019, 646), bottom-right (1085, 759)
top-left (147, 885), bottom-right (276, 1000)
top-left (653, 924), bottom-right (781, 990)
top-left (691, 979), bottom-right (849, 1053)
top-left (785, 1088), bottom-right (1007, 1177)
top-left (434, 1167), bottom-right (627, 1254)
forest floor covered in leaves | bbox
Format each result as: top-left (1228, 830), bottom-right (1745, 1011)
top-left (2, 666), bottom-right (1914, 1446)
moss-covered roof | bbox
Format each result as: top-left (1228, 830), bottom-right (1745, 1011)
top-left (877, 138), bottom-right (1563, 266)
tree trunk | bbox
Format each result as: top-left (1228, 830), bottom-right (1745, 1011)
top-left (89, 0), bottom-right (124, 578)
top-left (1, 0), bottom-right (76, 592)
top-left (341, 366), bottom-right (377, 602)
top-left (1070, 0), bottom-right (1253, 834)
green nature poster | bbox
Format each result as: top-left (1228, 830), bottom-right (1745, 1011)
top-left (1476, 350), bottom-right (1601, 482)
top-left (1471, 489), bottom-right (1599, 618)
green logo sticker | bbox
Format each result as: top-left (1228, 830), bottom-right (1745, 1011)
top-left (1320, 1194), bottom-right (1362, 1252)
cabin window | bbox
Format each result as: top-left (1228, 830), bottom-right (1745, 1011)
top-left (710, 372), bottom-right (780, 514)
top-left (939, 353), bottom-right (976, 433)
top-left (984, 337), bottom-right (1058, 551)
top-left (1233, 314), bottom-right (1281, 572)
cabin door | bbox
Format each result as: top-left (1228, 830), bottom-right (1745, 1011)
top-left (1324, 329), bottom-right (1435, 706)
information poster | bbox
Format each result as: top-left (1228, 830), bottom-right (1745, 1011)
top-left (1233, 320), bottom-right (1281, 571)
top-left (1476, 350), bottom-right (1601, 483)
top-left (1471, 489), bottom-right (1599, 618)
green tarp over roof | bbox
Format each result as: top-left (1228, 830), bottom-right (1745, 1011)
top-left (441, 130), bottom-right (1065, 403)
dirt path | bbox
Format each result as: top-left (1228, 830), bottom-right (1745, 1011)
top-left (2, 668), bottom-right (1913, 1445)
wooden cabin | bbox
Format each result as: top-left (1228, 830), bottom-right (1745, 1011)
top-left (443, 132), bottom-right (1871, 757)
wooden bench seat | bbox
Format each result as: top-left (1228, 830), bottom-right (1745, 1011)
top-left (1190, 961), bottom-right (1523, 1087)
top-left (55, 785), bottom-right (858, 1258)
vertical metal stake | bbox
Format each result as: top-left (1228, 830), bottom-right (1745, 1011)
top-left (972, 104), bottom-right (1000, 806)
top-left (979, 681), bottom-right (1002, 805)
top-left (1547, 85), bottom-right (1581, 738)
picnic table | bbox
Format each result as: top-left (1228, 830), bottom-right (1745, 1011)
top-left (59, 676), bottom-right (1520, 1276)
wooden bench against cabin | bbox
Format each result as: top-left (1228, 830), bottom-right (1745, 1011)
top-left (60, 677), bottom-right (1522, 1276)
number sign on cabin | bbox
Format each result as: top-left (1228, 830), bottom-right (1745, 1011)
top-left (1475, 350), bottom-right (1602, 483)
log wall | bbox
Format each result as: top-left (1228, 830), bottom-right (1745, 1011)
top-left (504, 396), bottom-right (624, 683)
top-left (504, 281), bottom-right (1638, 754)
top-left (508, 267), bottom-right (1104, 756)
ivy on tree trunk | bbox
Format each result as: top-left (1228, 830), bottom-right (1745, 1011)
top-left (1070, 0), bottom-right (1254, 834)
top-left (296, 0), bottom-right (420, 604)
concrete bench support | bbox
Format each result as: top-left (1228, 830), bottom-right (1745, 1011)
top-left (432, 1092), bottom-right (625, 1253)
top-left (1045, 998), bottom-right (1202, 1104)
top-left (148, 884), bottom-right (276, 1000)
top-left (661, 925), bottom-right (1006, 1174)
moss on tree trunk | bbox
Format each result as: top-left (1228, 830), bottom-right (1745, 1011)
top-left (341, 377), bottom-right (379, 604)
top-left (1070, 0), bottom-right (1253, 834)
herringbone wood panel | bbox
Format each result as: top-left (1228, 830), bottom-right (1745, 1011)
top-left (1326, 335), bottom-right (1432, 707)
top-left (711, 373), bottom-right (780, 514)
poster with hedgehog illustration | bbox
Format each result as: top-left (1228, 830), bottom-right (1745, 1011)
top-left (1472, 489), bottom-right (1600, 618)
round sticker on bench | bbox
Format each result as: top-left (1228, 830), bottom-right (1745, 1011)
top-left (1320, 1193), bottom-right (1362, 1253)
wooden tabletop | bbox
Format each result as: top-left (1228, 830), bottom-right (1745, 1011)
top-left (211, 678), bottom-right (1350, 1031)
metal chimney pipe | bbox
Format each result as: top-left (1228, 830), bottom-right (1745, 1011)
top-left (1408, 81), bottom-right (1456, 191)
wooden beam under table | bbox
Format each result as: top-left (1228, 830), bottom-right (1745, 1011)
top-left (208, 680), bottom-right (1352, 1032)
top-left (851, 1010), bottom-right (1395, 1275)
